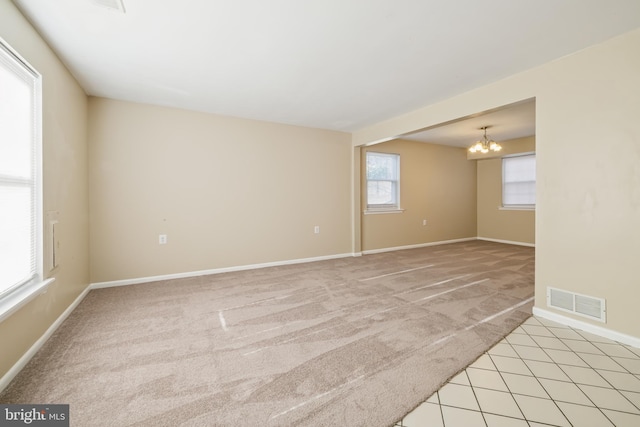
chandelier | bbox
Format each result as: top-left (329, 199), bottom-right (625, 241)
top-left (468, 126), bottom-right (501, 154)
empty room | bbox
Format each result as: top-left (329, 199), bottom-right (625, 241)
top-left (1, 1), bottom-right (640, 426)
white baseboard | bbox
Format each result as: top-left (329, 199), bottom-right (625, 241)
top-left (362, 237), bottom-right (476, 255)
top-left (90, 252), bottom-right (356, 289)
top-left (0, 286), bottom-right (91, 393)
top-left (533, 307), bottom-right (640, 349)
top-left (477, 237), bottom-right (535, 247)
top-left (92, 238), bottom-right (531, 288)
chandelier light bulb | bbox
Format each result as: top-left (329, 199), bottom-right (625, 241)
top-left (469, 126), bottom-right (501, 154)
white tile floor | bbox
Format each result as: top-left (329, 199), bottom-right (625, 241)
top-left (395, 316), bottom-right (640, 427)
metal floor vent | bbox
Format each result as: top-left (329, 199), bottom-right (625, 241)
top-left (548, 287), bottom-right (606, 322)
top-left (91, 0), bottom-right (126, 13)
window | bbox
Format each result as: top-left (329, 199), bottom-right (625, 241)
top-left (502, 154), bottom-right (536, 208)
top-left (0, 38), bottom-right (46, 320)
top-left (366, 151), bottom-right (400, 211)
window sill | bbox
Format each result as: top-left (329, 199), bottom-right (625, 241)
top-left (499, 206), bottom-right (535, 211)
top-left (364, 208), bottom-right (405, 215)
top-left (0, 277), bottom-right (55, 323)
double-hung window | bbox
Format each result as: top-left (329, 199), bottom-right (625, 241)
top-left (366, 151), bottom-right (400, 212)
top-left (502, 154), bottom-right (536, 208)
top-left (0, 38), bottom-right (46, 320)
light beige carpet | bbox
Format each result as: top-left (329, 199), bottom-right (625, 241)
top-left (1, 240), bottom-right (534, 426)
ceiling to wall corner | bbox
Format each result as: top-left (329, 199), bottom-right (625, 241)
top-left (12, 0), bottom-right (640, 135)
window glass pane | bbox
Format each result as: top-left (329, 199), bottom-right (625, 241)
top-left (0, 40), bottom-right (40, 301)
top-left (504, 155), bottom-right (535, 182)
top-left (0, 186), bottom-right (33, 295)
top-left (0, 64), bottom-right (33, 179)
top-left (504, 182), bottom-right (536, 205)
top-left (367, 153), bottom-right (397, 180)
top-left (503, 154), bottom-right (536, 206)
top-left (366, 152), bottom-right (400, 208)
top-left (367, 181), bottom-right (397, 205)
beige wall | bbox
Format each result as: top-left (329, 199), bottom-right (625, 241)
top-left (89, 98), bottom-right (352, 283)
top-left (354, 29), bottom-right (640, 338)
top-left (534, 30), bottom-right (640, 336)
top-left (477, 136), bottom-right (535, 245)
top-left (361, 139), bottom-right (476, 251)
top-left (0, 2), bottom-right (89, 377)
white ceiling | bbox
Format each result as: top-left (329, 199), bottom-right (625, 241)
top-left (403, 98), bottom-right (536, 147)
top-left (12, 0), bottom-right (640, 138)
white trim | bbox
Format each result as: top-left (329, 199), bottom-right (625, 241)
top-left (0, 278), bottom-right (55, 323)
top-left (365, 151), bottom-right (401, 212)
top-left (498, 206), bottom-right (535, 211)
top-left (0, 285), bottom-right (91, 393)
top-left (502, 151), bottom-right (536, 159)
top-left (0, 36), bottom-right (45, 323)
top-left (477, 237), bottom-right (535, 248)
top-left (90, 252), bottom-right (355, 289)
top-left (533, 307), bottom-right (640, 349)
top-left (363, 208), bottom-right (405, 215)
top-left (361, 238), bottom-right (476, 255)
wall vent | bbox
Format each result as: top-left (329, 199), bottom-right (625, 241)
top-left (547, 287), bottom-right (606, 322)
top-left (91, 0), bottom-right (126, 13)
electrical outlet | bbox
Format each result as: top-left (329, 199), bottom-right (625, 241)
top-left (314, 226), bottom-right (320, 234)
top-left (422, 219), bottom-right (427, 226)
top-left (159, 234), bottom-right (167, 244)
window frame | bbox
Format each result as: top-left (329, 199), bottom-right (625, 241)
top-left (501, 153), bottom-right (536, 210)
top-left (0, 37), bottom-right (53, 322)
top-left (365, 151), bottom-right (403, 214)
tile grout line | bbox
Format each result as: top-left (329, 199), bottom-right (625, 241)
top-left (519, 320), bottom-right (623, 426)
top-left (521, 319), bottom-right (612, 425)
top-left (465, 352), bottom-right (529, 425)
top-left (436, 390), bottom-right (445, 427)
top-left (399, 315), bottom-right (640, 426)
top-left (499, 322), bottom-right (640, 398)
top-left (463, 369), bottom-right (489, 427)
top-left (513, 325), bottom-right (639, 362)
top-left (489, 334), bottom-right (554, 425)
top-left (563, 336), bottom-right (640, 415)
top-left (548, 325), bottom-right (640, 414)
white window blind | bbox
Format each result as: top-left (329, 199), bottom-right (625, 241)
top-left (0, 39), bottom-right (42, 300)
top-left (502, 154), bottom-right (536, 207)
top-left (366, 151), bottom-right (400, 210)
